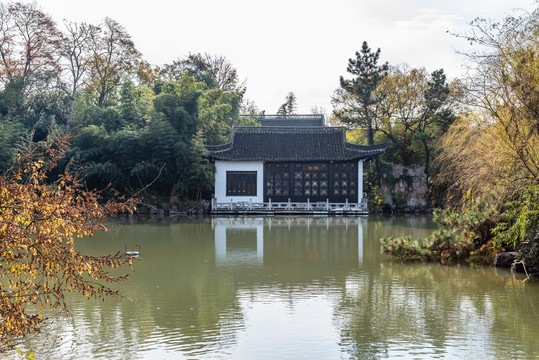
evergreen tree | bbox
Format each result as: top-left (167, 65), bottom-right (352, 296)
top-left (334, 41), bottom-right (388, 145)
top-left (120, 80), bottom-right (141, 128)
top-left (417, 69), bottom-right (456, 185)
top-left (277, 92), bottom-right (297, 116)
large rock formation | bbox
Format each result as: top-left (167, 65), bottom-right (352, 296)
top-left (379, 163), bottom-right (428, 212)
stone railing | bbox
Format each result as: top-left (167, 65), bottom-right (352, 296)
top-left (211, 198), bottom-right (368, 212)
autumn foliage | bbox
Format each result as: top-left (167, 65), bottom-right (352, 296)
top-left (0, 134), bottom-right (133, 351)
top-left (438, 12), bottom-right (539, 205)
top-left (382, 8), bottom-right (539, 268)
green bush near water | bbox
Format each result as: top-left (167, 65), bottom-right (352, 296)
top-left (381, 186), bottom-right (539, 270)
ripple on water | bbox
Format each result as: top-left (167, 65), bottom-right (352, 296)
top-left (16, 217), bottom-right (539, 360)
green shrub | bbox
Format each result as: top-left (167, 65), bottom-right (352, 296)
top-left (381, 235), bottom-right (435, 260)
top-left (381, 202), bottom-right (496, 263)
top-left (494, 185), bottom-right (539, 250)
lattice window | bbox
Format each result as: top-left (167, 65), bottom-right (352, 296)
top-left (331, 162), bottom-right (358, 200)
top-left (265, 163), bottom-right (290, 198)
top-left (292, 163), bottom-right (328, 200)
top-left (226, 171), bottom-right (257, 196)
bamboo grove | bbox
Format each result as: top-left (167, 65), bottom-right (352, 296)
top-left (0, 2), bottom-right (252, 203)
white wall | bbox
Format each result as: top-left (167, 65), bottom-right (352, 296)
top-left (213, 217), bottom-right (264, 265)
top-left (214, 161), bottom-right (264, 203)
top-left (358, 160), bottom-right (364, 201)
top-left (214, 160), bottom-right (364, 204)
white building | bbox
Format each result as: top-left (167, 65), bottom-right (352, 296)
top-left (207, 115), bottom-right (387, 213)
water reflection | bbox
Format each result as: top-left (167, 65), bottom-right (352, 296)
top-left (17, 216), bottom-right (539, 360)
top-left (213, 216), bottom-right (366, 268)
top-left (214, 218), bottom-right (264, 266)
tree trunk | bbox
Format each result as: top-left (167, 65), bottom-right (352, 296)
top-left (97, 83), bottom-right (107, 108)
top-left (422, 139), bottom-right (430, 188)
top-left (367, 118), bottom-right (374, 146)
top-left (66, 86), bottom-right (76, 133)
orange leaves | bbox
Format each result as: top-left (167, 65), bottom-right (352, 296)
top-left (0, 133), bottom-right (135, 351)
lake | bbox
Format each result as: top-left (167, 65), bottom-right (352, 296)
top-left (14, 216), bottom-right (539, 359)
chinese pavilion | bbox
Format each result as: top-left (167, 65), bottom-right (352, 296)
top-left (207, 115), bottom-right (387, 214)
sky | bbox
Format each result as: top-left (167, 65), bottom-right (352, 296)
top-left (36, 0), bottom-right (537, 115)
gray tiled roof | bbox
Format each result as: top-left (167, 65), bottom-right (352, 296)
top-left (207, 126), bottom-right (388, 161)
top-left (258, 115), bottom-right (325, 127)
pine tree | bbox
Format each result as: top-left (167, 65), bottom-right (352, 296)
top-left (276, 92), bottom-right (297, 116)
top-left (334, 41), bottom-right (388, 145)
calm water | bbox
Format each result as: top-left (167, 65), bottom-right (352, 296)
top-left (12, 216), bottom-right (539, 359)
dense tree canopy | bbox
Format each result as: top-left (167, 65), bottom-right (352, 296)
top-left (0, 1), bottom-right (248, 203)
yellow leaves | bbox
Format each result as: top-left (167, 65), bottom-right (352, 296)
top-left (439, 98), bottom-right (539, 206)
top-left (438, 11), bottom-right (539, 205)
top-left (0, 133), bottom-right (135, 350)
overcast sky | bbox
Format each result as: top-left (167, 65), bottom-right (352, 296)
top-left (37, 0), bottom-right (536, 114)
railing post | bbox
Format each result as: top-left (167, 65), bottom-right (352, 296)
top-left (230, 198), bottom-right (233, 210)
top-left (268, 198), bottom-right (272, 210)
top-left (307, 198), bottom-right (310, 210)
top-left (287, 198), bottom-right (291, 210)
top-left (249, 198), bottom-right (252, 210)
top-left (326, 198), bottom-right (329, 210)
top-left (345, 198), bottom-right (349, 210)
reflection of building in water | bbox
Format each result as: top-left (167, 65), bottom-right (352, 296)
top-left (212, 217), bottom-right (367, 267)
top-left (213, 217), bottom-right (264, 266)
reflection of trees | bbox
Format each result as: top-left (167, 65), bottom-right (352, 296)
top-left (262, 218), bottom-right (360, 285)
top-left (105, 220), bottom-right (244, 357)
top-left (50, 217), bottom-right (369, 357)
top-left (18, 216), bottom-right (539, 359)
top-left (334, 260), bottom-right (539, 359)
top-left (24, 219), bottom-right (246, 358)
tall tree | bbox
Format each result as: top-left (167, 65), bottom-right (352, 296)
top-left (374, 66), bottom-right (458, 174)
top-left (87, 17), bottom-right (141, 107)
top-left (61, 21), bottom-right (94, 132)
top-left (0, 2), bottom-right (62, 87)
top-left (333, 41), bottom-right (389, 145)
top-left (416, 69), bottom-right (456, 183)
top-left (440, 9), bottom-right (539, 204)
top-left (375, 65), bottom-right (428, 164)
